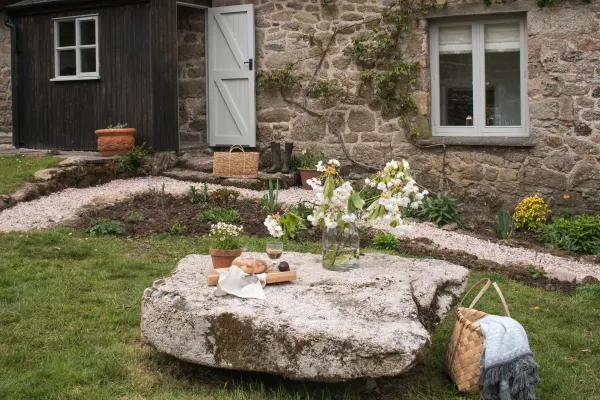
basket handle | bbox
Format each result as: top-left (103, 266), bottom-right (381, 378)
top-left (229, 145), bottom-right (245, 153)
top-left (459, 278), bottom-right (510, 317)
top-left (227, 145), bottom-right (247, 175)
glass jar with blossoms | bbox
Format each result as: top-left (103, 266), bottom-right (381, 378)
top-left (264, 159), bottom-right (427, 271)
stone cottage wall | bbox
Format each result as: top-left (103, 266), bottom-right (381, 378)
top-left (213, 0), bottom-right (600, 213)
top-left (178, 6), bottom-right (207, 149)
top-left (0, 13), bottom-right (12, 137)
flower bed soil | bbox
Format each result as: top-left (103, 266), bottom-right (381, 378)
top-left (74, 191), bottom-right (324, 241)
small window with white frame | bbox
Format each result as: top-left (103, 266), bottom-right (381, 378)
top-left (54, 15), bottom-right (99, 80)
top-left (430, 16), bottom-right (528, 137)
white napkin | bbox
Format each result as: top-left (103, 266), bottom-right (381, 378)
top-left (213, 266), bottom-right (267, 300)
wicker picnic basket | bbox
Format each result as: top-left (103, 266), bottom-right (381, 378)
top-left (445, 278), bottom-right (511, 393)
top-left (213, 145), bottom-right (259, 179)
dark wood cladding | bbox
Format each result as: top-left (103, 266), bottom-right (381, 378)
top-left (13, 2), bottom-right (160, 150)
top-left (149, 0), bottom-right (178, 151)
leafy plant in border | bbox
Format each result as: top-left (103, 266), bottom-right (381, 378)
top-left (373, 231), bottom-right (398, 252)
top-left (188, 184), bottom-right (208, 204)
top-left (416, 193), bottom-right (461, 227)
top-left (89, 219), bottom-right (125, 236)
top-left (170, 218), bottom-right (185, 235)
top-left (261, 179), bottom-right (280, 213)
top-left (124, 211), bottom-right (145, 223)
top-left (514, 195), bottom-right (551, 232)
top-left (528, 265), bottom-right (548, 280)
top-left (210, 188), bottom-right (240, 205)
top-left (116, 144), bottom-right (148, 173)
top-left (295, 149), bottom-right (325, 170)
top-left (494, 211), bottom-right (516, 240)
top-left (198, 207), bottom-right (243, 224)
top-left (540, 215), bottom-right (600, 254)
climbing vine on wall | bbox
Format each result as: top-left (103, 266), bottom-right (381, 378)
top-left (256, 0), bottom-right (436, 170)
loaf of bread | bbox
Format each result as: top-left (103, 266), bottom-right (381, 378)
top-left (232, 257), bottom-right (268, 274)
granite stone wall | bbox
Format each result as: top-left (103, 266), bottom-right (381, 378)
top-left (178, 6), bottom-right (207, 149)
top-left (0, 13), bottom-right (12, 137)
top-left (212, 0), bottom-right (600, 212)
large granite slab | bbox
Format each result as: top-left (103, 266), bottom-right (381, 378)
top-left (141, 252), bottom-right (468, 382)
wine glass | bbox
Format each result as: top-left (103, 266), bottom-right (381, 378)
top-left (266, 242), bottom-right (283, 270)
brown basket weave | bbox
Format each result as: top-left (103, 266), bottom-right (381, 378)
top-left (213, 146), bottom-right (259, 179)
top-left (445, 279), bottom-right (511, 393)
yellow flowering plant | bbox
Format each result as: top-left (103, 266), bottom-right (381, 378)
top-left (514, 195), bottom-right (551, 231)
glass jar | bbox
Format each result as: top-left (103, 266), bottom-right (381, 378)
top-left (322, 222), bottom-right (360, 271)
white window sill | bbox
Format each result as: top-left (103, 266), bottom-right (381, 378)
top-left (418, 136), bottom-right (535, 147)
top-left (50, 76), bottom-right (100, 82)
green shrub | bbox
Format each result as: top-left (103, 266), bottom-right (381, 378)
top-left (416, 193), bottom-right (461, 227)
top-left (188, 184), bottom-right (208, 204)
top-left (494, 211), bottom-right (516, 240)
top-left (372, 231), bottom-right (398, 251)
top-left (210, 188), bottom-right (240, 205)
top-left (89, 219), bottom-right (125, 236)
top-left (169, 219), bottom-right (185, 235)
top-left (117, 145), bottom-right (148, 173)
top-left (124, 211), bottom-right (145, 223)
top-left (540, 215), bottom-right (600, 254)
top-left (199, 207), bottom-right (243, 224)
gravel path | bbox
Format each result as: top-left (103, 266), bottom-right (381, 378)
top-left (0, 176), bottom-right (597, 282)
top-left (0, 177), bottom-right (313, 232)
top-left (401, 223), bottom-right (599, 283)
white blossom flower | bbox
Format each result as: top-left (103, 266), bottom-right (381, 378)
top-left (264, 215), bottom-right (283, 238)
top-left (316, 161), bottom-right (326, 172)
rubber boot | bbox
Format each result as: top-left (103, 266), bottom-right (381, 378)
top-left (266, 142), bottom-right (281, 173)
top-left (281, 142), bottom-right (294, 174)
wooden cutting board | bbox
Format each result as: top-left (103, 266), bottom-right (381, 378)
top-left (207, 268), bottom-right (297, 286)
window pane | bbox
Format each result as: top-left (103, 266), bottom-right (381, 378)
top-left (80, 48), bottom-right (97, 73)
top-left (484, 22), bottom-right (521, 127)
top-left (58, 50), bottom-right (76, 76)
top-left (439, 25), bottom-right (473, 127)
top-left (58, 20), bottom-right (75, 47)
top-left (80, 20), bottom-right (96, 45)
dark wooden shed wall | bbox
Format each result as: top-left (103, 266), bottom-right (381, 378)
top-left (12, 0), bottom-right (182, 151)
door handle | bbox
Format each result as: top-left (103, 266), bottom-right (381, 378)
top-left (244, 59), bottom-right (253, 71)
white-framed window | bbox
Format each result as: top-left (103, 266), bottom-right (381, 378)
top-left (430, 17), bottom-right (528, 137)
top-left (52, 15), bottom-right (99, 81)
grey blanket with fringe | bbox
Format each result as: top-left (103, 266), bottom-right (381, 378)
top-left (474, 315), bottom-right (541, 400)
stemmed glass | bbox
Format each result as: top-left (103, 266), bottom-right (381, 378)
top-left (266, 242), bottom-right (283, 270)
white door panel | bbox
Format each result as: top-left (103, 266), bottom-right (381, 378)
top-left (208, 5), bottom-right (256, 147)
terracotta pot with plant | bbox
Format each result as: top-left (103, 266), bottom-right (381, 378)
top-left (295, 149), bottom-right (324, 190)
top-left (208, 222), bottom-right (244, 269)
top-left (95, 123), bottom-right (136, 157)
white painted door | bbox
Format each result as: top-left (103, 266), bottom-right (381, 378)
top-left (207, 5), bottom-right (256, 147)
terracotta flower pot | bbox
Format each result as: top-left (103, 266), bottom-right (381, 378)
top-left (209, 248), bottom-right (243, 269)
top-left (94, 128), bottom-right (136, 157)
top-left (298, 168), bottom-right (320, 190)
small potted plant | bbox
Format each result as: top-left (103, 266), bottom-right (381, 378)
top-left (207, 222), bottom-right (244, 268)
top-left (296, 149), bottom-right (324, 190)
top-left (95, 123), bottom-right (136, 157)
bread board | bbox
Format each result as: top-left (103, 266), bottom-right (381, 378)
top-left (207, 268), bottom-right (297, 286)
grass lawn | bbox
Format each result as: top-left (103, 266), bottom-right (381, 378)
top-left (0, 154), bottom-right (62, 195)
top-left (0, 230), bottom-right (598, 399)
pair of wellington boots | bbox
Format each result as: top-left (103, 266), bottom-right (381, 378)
top-left (267, 142), bottom-right (293, 174)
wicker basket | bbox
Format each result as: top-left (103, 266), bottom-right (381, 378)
top-left (213, 146), bottom-right (259, 179)
top-left (445, 279), bottom-right (511, 393)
